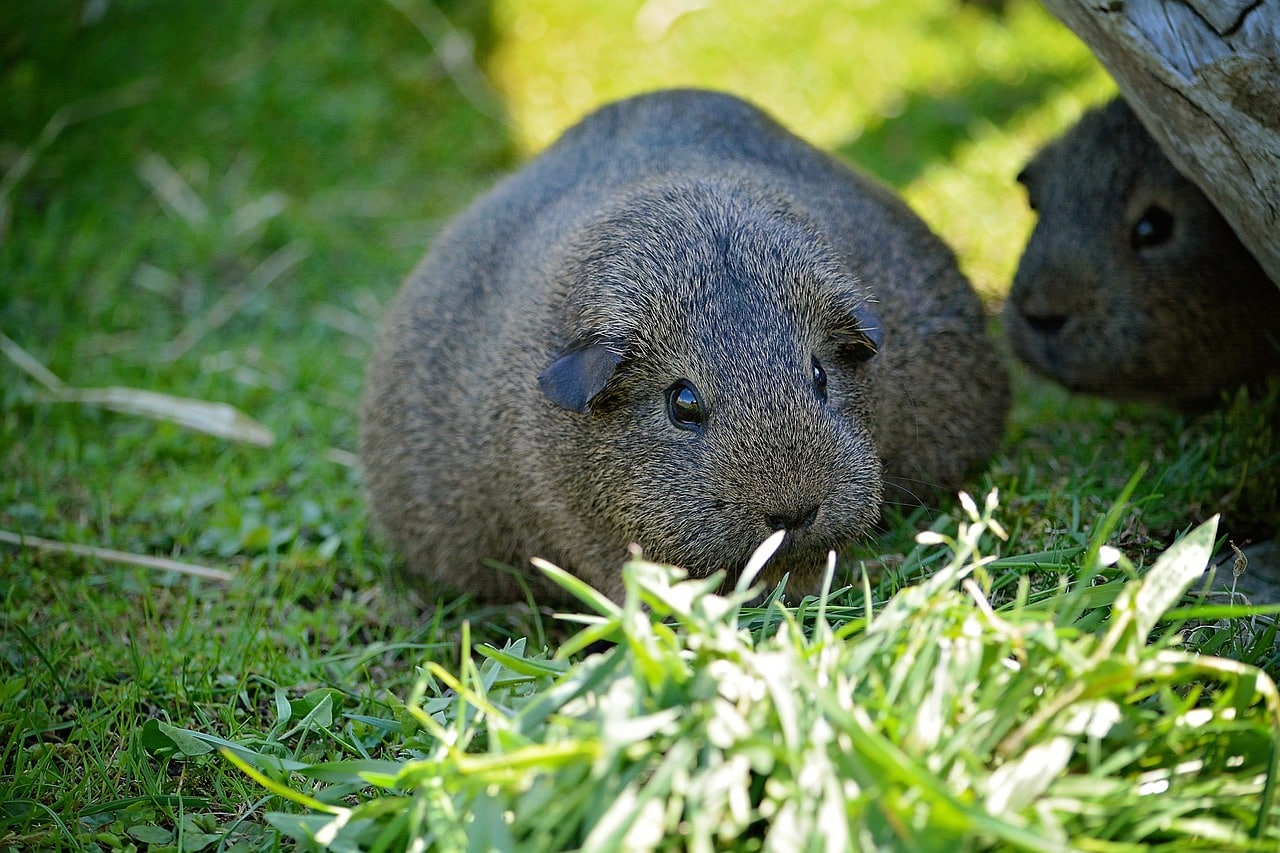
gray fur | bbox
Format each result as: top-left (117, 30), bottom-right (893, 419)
top-left (359, 89), bottom-right (1009, 604)
top-left (1005, 98), bottom-right (1280, 408)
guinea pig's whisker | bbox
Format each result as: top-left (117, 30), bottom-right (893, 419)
top-left (881, 475), bottom-right (934, 505)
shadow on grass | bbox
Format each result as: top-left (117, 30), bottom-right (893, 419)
top-left (839, 67), bottom-right (1094, 188)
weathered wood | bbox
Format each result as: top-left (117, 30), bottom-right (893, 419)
top-left (1040, 0), bottom-right (1280, 288)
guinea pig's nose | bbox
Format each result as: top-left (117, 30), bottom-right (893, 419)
top-left (1023, 311), bottom-right (1068, 336)
top-left (765, 504), bottom-right (820, 533)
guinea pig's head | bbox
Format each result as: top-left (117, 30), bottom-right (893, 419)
top-left (1003, 98), bottom-right (1276, 406)
top-left (536, 176), bottom-right (884, 593)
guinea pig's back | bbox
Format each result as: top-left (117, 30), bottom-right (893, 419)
top-left (566, 89), bottom-right (986, 315)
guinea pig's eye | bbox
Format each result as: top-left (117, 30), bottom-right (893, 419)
top-left (811, 356), bottom-right (828, 402)
top-left (1131, 205), bottom-right (1174, 249)
top-left (665, 379), bottom-right (705, 431)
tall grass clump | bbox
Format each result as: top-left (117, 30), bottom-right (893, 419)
top-left (147, 493), bottom-right (1280, 851)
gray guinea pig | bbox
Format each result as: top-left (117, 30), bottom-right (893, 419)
top-left (1004, 98), bottom-right (1280, 408)
top-left (359, 88), bottom-right (1009, 605)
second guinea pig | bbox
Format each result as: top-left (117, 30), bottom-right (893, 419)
top-left (1004, 97), bottom-right (1280, 408)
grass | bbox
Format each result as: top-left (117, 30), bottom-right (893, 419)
top-left (1, 0), bottom-right (1278, 849)
top-left (147, 496), bottom-right (1280, 850)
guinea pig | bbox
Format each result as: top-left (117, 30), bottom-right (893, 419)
top-left (1004, 97), bottom-right (1280, 408)
top-left (359, 88), bottom-right (1009, 605)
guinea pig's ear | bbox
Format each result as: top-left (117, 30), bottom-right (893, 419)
top-left (1016, 165), bottom-right (1039, 212)
top-left (834, 301), bottom-right (883, 363)
top-left (538, 340), bottom-right (625, 413)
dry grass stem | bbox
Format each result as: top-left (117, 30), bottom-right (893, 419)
top-left (0, 330), bottom-right (65, 392)
top-left (0, 529), bottom-right (234, 582)
top-left (3, 329), bottom-right (274, 445)
top-left (49, 385), bottom-right (275, 446)
top-left (382, 0), bottom-right (510, 126)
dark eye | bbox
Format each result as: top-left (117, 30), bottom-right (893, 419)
top-left (811, 356), bottom-right (827, 402)
top-left (666, 379), bottom-right (705, 431)
top-left (1131, 205), bottom-right (1174, 249)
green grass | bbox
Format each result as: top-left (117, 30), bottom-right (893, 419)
top-left (2, 0), bottom-right (1278, 849)
top-left (148, 498), bottom-right (1280, 850)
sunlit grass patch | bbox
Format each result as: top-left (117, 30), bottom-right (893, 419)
top-left (487, 0), bottom-right (1114, 295)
